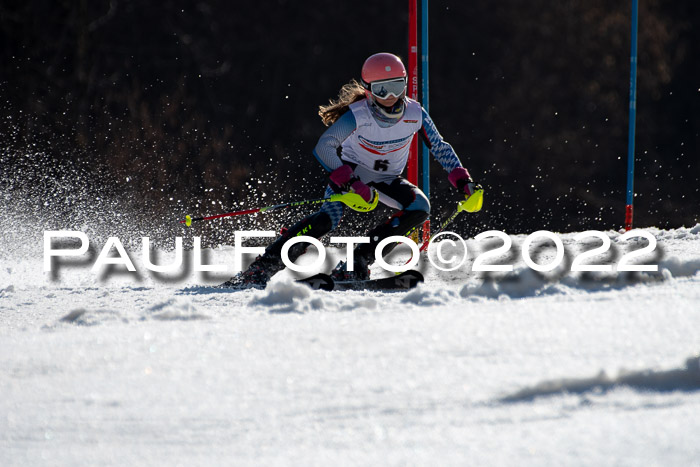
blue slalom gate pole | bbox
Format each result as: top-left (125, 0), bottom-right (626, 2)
top-left (625, 0), bottom-right (639, 230)
top-left (421, 0), bottom-right (430, 199)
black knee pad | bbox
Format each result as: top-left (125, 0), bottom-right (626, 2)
top-left (356, 209), bottom-right (430, 260)
top-left (265, 211), bottom-right (333, 260)
top-left (392, 209), bottom-right (430, 234)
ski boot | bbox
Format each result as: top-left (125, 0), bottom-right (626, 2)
top-left (221, 254), bottom-right (284, 289)
top-left (330, 255), bottom-right (371, 282)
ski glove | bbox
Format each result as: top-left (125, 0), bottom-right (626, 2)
top-left (329, 165), bottom-right (374, 203)
top-left (448, 167), bottom-right (477, 196)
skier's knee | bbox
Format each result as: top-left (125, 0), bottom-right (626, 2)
top-left (320, 201), bottom-right (344, 230)
top-left (401, 209), bottom-right (430, 231)
top-left (405, 190), bottom-right (430, 214)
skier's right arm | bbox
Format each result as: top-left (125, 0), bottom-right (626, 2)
top-left (312, 111), bottom-right (357, 172)
top-left (312, 111), bottom-right (373, 202)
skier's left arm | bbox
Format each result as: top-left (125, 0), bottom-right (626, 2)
top-left (418, 107), bottom-right (479, 197)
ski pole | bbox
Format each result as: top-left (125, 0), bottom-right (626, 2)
top-left (409, 186), bottom-right (484, 252)
top-left (180, 190), bottom-right (379, 227)
top-left (400, 187), bottom-right (483, 269)
top-left (418, 205), bottom-right (463, 252)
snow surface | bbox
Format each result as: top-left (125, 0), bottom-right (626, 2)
top-left (1, 225), bottom-right (700, 466)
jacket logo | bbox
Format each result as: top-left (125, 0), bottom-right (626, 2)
top-left (403, 119), bottom-right (418, 123)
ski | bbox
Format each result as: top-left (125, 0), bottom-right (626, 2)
top-left (214, 273), bottom-right (333, 291)
top-left (296, 273), bottom-right (334, 291)
top-left (332, 270), bottom-right (424, 291)
top-left (214, 270), bottom-right (423, 292)
top-left (210, 274), bottom-right (331, 291)
top-left (215, 280), bottom-right (265, 290)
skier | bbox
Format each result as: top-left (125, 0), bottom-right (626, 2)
top-left (225, 52), bottom-right (480, 288)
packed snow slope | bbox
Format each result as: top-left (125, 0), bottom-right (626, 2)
top-left (1, 225), bottom-right (700, 466)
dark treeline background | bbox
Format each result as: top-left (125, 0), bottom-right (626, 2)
top-left (1, 0), bottom-right (698, 239)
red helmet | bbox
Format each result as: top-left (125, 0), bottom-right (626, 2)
top-left (361, 53), bottom-right (407, 88)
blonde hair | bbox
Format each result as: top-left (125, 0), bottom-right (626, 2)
top-left (318, 79), bottom-right (366, 126)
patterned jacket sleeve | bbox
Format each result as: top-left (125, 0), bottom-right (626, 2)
top-left (312, 111), bottom-right (357, 172)
top-left (418, 107), bottom-right (463, 172)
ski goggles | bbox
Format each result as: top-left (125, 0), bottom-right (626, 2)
top-left (368, 78), bottom-right (407, 99)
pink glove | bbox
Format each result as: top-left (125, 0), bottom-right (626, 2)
top-left (349, 180), bottom-right (373, 203)
top-left (329, 165), bottom-right (354, 186)
top-left (448, 167), bottom-right (476, 196)
top-left (329, 165), bottom-right (373, 202)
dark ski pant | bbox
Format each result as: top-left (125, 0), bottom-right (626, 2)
top-left (262, 177), bottom-right (430, 269)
